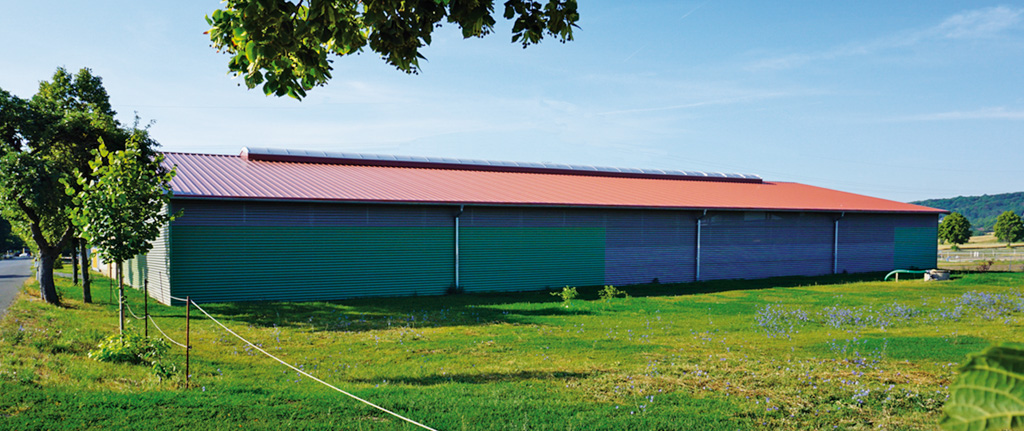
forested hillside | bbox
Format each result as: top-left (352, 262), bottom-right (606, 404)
top-left (912, 192), bottom-right (1024, 233)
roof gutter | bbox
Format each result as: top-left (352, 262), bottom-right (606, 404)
top-left (833, 211), bottom-right (845, 274)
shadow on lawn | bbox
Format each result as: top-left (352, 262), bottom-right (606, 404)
top-left (344, 370), bottom-right (592, 386)
top-left (194, 272), bottom-right (887, 333)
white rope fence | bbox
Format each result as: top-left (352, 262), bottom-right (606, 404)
top-left (126, 301), bottom-right (187, 348)
top-left (125, 303), bottom-right (145, 321)
top-left (170, 295), bottom-right (436, 431)
top-left (148, 314), bottom-right (188, 349)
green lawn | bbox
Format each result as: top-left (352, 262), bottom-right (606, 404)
top-left (2, 271), bottom-right (1023, 430)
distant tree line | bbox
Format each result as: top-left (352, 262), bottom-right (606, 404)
top-left (913, 192), bottom-right (1024, 234)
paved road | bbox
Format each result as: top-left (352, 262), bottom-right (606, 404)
top-left (0, 256), bottom-right (33, 319)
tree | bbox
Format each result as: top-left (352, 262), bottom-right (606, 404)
top-left (206, 0), bottom-right (579, 99)
top-left (938, 212), bottom-right (972, 249)
top-left (69, 138), bottom-right (177, 333)
top-left (993, 211), bottom-right (1024, 247)
top-left (0, 68), bottom-right (150, 306)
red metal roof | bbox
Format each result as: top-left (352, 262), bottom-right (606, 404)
top-left (162, 151), bottom-right (945, 214)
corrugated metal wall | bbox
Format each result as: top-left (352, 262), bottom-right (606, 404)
top-left (116, 204), bottom-right (173, 304)
top-left (167, 200), bottom-right (454, 303)
top-left (459, 207), bottom-right (605, 292)
top-left (836, 213), bottom-right (937, 272)
top-left (147, 204), bottom-right (173, 305)
top-left (605, 210), bottom-right (697, 285)
top-left (700, 211), bottom-right (835, 281)
top-left (154, 200), bottom-right (938, 304)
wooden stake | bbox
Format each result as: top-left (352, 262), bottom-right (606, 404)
top-left (185, 296), bottom-right (191, 389)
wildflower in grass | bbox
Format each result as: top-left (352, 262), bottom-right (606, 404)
top-left (755, 303), bottom-right (809, 338)
top-left (871, 302), bottom-right (922, 328)
top-left (820, 305), bottom-right (867, 328)
top-left (952, 290), bottom-right (1024, 320)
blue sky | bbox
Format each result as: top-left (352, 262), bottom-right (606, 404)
top-left (1, 1), bottom-right (1022, 202)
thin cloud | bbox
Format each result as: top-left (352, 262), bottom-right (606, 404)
top-left (901, 107), bottom-right (1024, 121)
top-left (937, 6), bottom-right (1023, 39)
top-left (595, 92), bottom-right (788, 116)
top-left (748, 6), bottom-right (1024, 71)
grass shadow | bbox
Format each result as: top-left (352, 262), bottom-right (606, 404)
top-left (193, 272), bottom-right (887, 333)
top-left (345, 370), bottom-right (592, 386)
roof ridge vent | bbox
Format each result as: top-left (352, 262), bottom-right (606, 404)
top-left (240, 147), bottom-right (763, 183)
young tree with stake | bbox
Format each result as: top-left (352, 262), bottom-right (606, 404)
top-left (68, 137), bottom-right (177, 334)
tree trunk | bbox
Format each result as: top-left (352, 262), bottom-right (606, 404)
top-left (81, 240), bottom-right (92, 304)
top-left (37, 248), bottom-right (61, 306)
top-left (71, 241), bottom-right (79, 285)
top-left (117, 262), bottom-right (124, 334)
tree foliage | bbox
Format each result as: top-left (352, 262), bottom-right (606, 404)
top-left (0, 67), bottom-right (155, 305)
top-left (912, 192), bottom-right (1024, 234)
top-left (68, 138), bottom-right (177, 265)
top-left (938, 212), bottom-right (972, 246)
top-left (993, 211), bottom-right (1024, 246)
top-left (940, 343), bottom-right (1024, 431)
top-left (206, 0), bottom-right (580, 99)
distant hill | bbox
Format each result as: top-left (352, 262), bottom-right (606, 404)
top-left (912, 192), bottom-right (1024, 233)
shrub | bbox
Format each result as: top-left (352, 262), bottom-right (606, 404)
top-left (551, 286), bottom-right (578, 307)
top-left (88, 332), bottom-right (168, 365)
top-left (598, 285), bottom-right (627, 302)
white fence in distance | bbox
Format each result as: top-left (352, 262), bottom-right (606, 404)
top-left (939, 248), bottom-right (1023, 262)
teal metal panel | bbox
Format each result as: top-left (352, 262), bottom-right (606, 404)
top-left (169, 225), bottom-right (454, 303)
top-left (895, 226), bottom-right (937, 269)
top-left (460, 226), bottom-right (605, 292)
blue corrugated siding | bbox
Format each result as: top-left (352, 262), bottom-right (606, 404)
top-left (837, 213), bottom-right (937, 273)
top-left (605, 210), bottom-right (696, 285)
top-left (700, 212), bottom-right (834, 281)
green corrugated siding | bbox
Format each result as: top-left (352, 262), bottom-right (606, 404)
top-left (460, 227), bottom-right (605, 292)
top-left (894, 226), bottom-right (937, 269)
top-left (170, 225), bottom-right (453, 302)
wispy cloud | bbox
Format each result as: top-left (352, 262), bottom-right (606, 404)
top-left (748, 6), bottom-right (1024, 71)
top-left (594, 93), bottom-right (787, 116)
top-left (937, 6), bottom-right (1023, 39)
top-left (900, 107), bottom-right (1024, 121)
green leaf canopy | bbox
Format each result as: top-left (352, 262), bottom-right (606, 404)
top-left (941, 343), bottom-right (1024, 431)
top-left (206, 0), bottom-right (580, 99)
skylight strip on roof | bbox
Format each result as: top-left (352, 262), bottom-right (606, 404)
top-left (241, 147), bottom-right (763, 183)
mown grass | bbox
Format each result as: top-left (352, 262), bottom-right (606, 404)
top-left (2, 270), bottom-right (1023, 430)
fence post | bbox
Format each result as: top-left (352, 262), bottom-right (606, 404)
top-left (186, 296), bottom-right (191, 389)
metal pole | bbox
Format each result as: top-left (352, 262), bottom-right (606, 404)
top-left (833, 212), bottom-right (844, 275)
top-left (185, 296), bottom-right (191, 389)
top-left (833, 219), bottom-right (840, 274)
top-left (696, 217), bottom-right (702, 281)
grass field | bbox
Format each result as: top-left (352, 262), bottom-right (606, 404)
top-left (938, 233), bottom-right (1023, 250)
top-left (2, 270), bottom-right (1023, 430)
